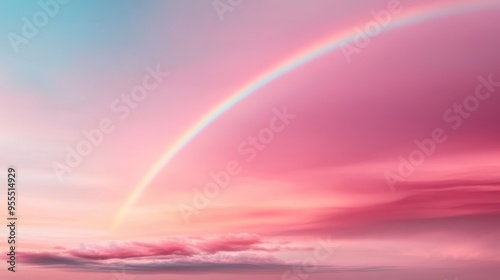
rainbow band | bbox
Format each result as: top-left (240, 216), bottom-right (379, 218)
top-left (112, 0), bottom-right (500, 227)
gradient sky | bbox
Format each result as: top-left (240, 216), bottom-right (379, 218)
top-left (1, 0), bottom-right (500, 279)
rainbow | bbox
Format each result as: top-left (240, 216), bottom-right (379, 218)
top-left (112, 0), bottom-right (500, 227)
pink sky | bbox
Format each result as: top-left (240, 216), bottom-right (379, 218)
top-left (1, 0), bottom-right (500, 279)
